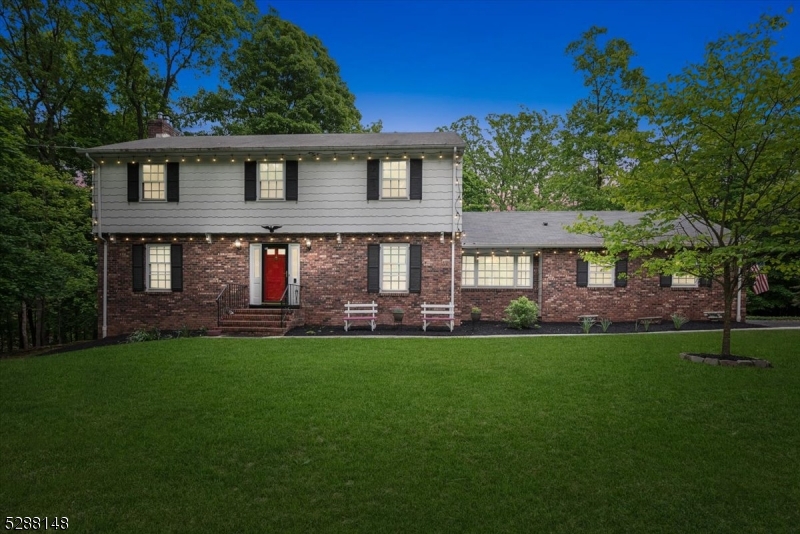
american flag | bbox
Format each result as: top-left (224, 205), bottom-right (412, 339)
top-left (751, 264), bottom-right (769, 295)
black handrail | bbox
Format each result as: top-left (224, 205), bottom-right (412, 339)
top-left (280, 283), bottom-right (302, 327)
top-left (216, 283), bottom-right (249, 326)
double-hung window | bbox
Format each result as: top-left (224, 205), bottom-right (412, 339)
top-left (132, 243), bottom-right (183, 292)
top-left (381, 160), bottom-right (408, 199)
top-left (462, 255), bottom-right (533, 288)
top-left (381, 244), bottom-right (409, 292)
top-left (142, 164), bottom-right (166, 200)
top-left (147, 245), bottom-right (171, 289)
top-left (588, 263), bottom-right (614, 287)
top-left (259, 162), bottom-right (284, 199)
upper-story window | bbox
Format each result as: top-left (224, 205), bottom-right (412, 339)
top-left (588, 263), bottom-right (614, 287)
top-left (259, 162), bottom-right (284, 199)
top-left (671, 273), bottom-right (698, 287)
top-left (381, 160), bottom-right (408, 199)
top-left (142, 164), bottom-right (165, 200)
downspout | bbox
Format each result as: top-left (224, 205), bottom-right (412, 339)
top-left (85, 153), bottom-right (107, 338)
top-left (538, 251), bottom-right (543, 313)
top-left (450, 147), bottom-right (457, 308)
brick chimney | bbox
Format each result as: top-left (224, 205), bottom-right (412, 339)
top-left (147, 112), bottom-right (180, 138)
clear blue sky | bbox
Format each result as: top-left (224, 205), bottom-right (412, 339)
top-left (188, 0), bottom-right (799, 132)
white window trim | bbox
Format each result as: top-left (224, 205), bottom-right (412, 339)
top-left (461, 254), bottom-right (533, 289)
top-left (141, 163), bottom-right (166, 202)
top-left (380, 159), bottom-right (410, 200)
top-left (588, 262), bottom-right (615, 288)
top-left (145, 244), bottom-right (171, 292)
top-left (380, 243), bottom-right (410, 293)
top-left (258, 161), bottom-right (286, 201)
top-left (672, 274), bottom-right (699, 288)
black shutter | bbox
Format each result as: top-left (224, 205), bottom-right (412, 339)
top-left (166, 162), bottom-right (180, 202)
top-left (132, 244), bottom-right (145, 291)
top-left (615, 258), bottom-right (628, 287)
top-left (244, 161), bottom-right (257, 201)
top-left (409, 244), bottom-right (422, 293)
top-left (410, 159), bottom-right (422, 200)
top-left (367, 159), bottom-right (379, 200)
top-left (699, 276), bottom-right (712, 288)
top-left (576, 259), bottom-right (588, 287)
top-left (660, 274), bottom-right (673, 287)
top-left (127, 162), bottom-right (140, 202)
top-left (286, 160), bottom-right (298, 201)
top-left (367, 244), bottom-right (380, 293)
top-left (170, 244), bottom-right (183, 291)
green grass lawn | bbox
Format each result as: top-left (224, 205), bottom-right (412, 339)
top-left (2, 331), bottom-right (799, 533)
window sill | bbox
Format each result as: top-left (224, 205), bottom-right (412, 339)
top-left (671, 286), bottom-right (699, 290)
top-left (140, 199), bottom-right (167, 202)
top-left (145, 289), bottom-right (173, 294)
top-left (255, 198), bottom-right (287, 202)
top-left (379, 291), bottom-right (409, 296)
top-left (462, 286), bottom-right (533, 290)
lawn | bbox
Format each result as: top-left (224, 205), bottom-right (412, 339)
top-left (1, 331), bottom-right (799, 533)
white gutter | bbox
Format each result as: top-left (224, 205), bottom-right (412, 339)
top-left (85, 153), bottom-right (107, 338)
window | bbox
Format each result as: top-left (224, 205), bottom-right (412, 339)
top-left (588, 263), bottom-right (614, 287)
top-left (381, 160), bottom-right (408, 198)
top-left (142, 164), bottom-right (165, 200)
top-left (147, 245), bottom-right (171, 289)
top-left (381, 244), bottom-right (408, 292)
top-left (672, 273), bottom-right (698, 287)
top-left (461, 255), bottom-right (533, 288)
top-left (259, 162), bottom-right (284, 199)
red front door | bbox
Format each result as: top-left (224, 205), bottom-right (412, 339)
top-left (263, 247), bottom-right (287, 302)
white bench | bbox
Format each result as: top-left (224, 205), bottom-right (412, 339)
top-left (421, 302), bottom-right (455, 332)
top-left (343, 301), bottom-right (377, 331)
top-left (704, 311), bottom-right (724, 321)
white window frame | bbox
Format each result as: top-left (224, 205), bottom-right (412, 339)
top-left (588, 262), bottom-right (614, 288)
top-left (142, 163), bottom-right (166, 201)
top-left (380, 159), bottom-right (409, 199)
top-left (380, 243), bottom-right (409, 293)
top-left (146, 244), bottom-right (171, 291)
top-left (461, 254), bottom-right (533, 288)
top-left (672, 273), bottom-right (698, 288)
top-left (258, 161), bottom-right (285, 200)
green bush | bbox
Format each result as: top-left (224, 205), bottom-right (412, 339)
top-left (503, 296), bottom-right (539, 330)
top-left (671, 313), bottom-right (689, 330)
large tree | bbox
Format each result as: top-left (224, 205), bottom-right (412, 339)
top-left (441, 109), bottom-right (561, 211)
top-left (554, 26), bottom-right (645, 210)
top-left (182, 8), bottom-right (364, 135)
top-left (570, 14), bottom-right (800, 356)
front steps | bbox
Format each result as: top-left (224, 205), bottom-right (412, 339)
top-left (217, 307), bottom-right (299, 336)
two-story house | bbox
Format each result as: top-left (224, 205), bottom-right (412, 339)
top-left (87, 123), bottom-right (465, 336)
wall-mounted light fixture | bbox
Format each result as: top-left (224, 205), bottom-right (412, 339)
top-left (305, 238), bottom-right (312, 250)
top-left (205, 233), bottom-right (212, 244)
top-left (234, 239), bottom-right (242, 248)
top-left (336, 233), bottom-right (342, 244)
top-left (440, 232), bottom-right (445, 244)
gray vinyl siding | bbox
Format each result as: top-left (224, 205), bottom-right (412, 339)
top-left (96, 158), bottom-right (457, 234)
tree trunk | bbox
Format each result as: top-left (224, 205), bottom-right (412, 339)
top-left (20, 302), bottom-right (28, 350)
top-left (720, 262), bottom-right (735, 357)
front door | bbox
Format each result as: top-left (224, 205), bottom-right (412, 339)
top-left (263, 246), bottom-right (287, 302)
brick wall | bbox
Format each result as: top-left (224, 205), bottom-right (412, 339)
top-left (99, 233), bottom-right (461, 335)
top-left (460, 249), bottom-right (742, 323)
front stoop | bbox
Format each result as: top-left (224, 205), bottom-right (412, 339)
top-left (218, 308), bottom-right (300, 336)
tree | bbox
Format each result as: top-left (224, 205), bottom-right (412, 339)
top-left (440, 110), bottom-right (561, 211)
top-left (182, 8), bottom-right (364, 135)
top-left (569, 14), bottom-right (800, 356)
top-left (554, 26), bottom-right (645, 210)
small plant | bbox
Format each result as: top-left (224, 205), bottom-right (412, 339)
top-left (176, 324), bottom-right (191, 338)
top-left (600, 317), bottom-right (613, 333)
top-left (198, 325), bottom-right (207, 336)
top-left (580, 316), bottom-right (595, 334)
top-left (671, 313), bottom-right (689, 330)
top-left (503, 296), bottom-right (539, 330)
top-left (641, 319), bottom-right (653, 332)
top-left (471, 306), bottom-right (481, 314)
top-left (391, 308), bottom-right (404, 314)
top-left (126, 326), bottom-right (162, 343)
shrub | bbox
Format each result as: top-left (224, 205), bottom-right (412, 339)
top-left (580, 316), bottom-right (595, 334)
top-left (503, 296), bottom-right (539, 329)
top-left (127, 327), bottom-right (162, 343)
top-left (600, 317), bottom-right (613, 333)
top-left (671, 313), bottom-right (689, 330)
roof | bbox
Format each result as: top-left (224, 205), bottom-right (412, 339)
top-left (86, 132), bottom-right (465, 154)
top-left (462, 211), bottom-right (719, 249)
top-left (462, 211), bottom-right (647, 248)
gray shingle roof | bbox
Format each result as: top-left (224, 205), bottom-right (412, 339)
top-left (86, 132), bottom-right (465, 154)
top-left (462, 211), bottom-right (647, 248)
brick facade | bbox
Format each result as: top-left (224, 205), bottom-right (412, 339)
top-left (99, 233), bottom-right (461, 336)
top-left (460, 249), bottom-right (741, 323)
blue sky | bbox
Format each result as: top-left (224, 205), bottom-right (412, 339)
top-left (187, 0), bottom-right (798, 132)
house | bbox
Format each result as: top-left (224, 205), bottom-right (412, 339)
top-left (460, 211), bottom-right (743, 323)
top-left (87, 122), bottom-right (465, 336)
top-left (87, 120), bottom-right (736, 337)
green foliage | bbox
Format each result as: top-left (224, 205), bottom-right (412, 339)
top-left (746, 271), bottom-right (800, 316)
top-left (600, 317), bottom-right (613, 333)
top-left (671, 314), bottom-right (689, 330)
top-left (640, 319), bottom-right (653, 332)
top-left (183, 7), bottom-right (364, 135)
top-left (580, 316), bottom-right (596, 334)
top-left (503, 296), bottom-right (540, 329)
top-left (126, 326), bottom-right (163, 343)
